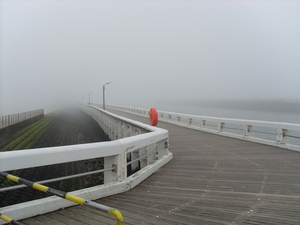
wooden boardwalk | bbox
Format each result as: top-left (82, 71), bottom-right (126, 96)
top-left (20, 110), bottom-right (300, 225)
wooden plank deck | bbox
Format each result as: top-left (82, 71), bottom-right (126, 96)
top-left (19, 110), bottom-right (300, 225)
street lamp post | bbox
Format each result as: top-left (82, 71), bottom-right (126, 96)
top-left (103, 81), bottom-right (112, 110)
top-left (89, 92), bottom-right (93, 105)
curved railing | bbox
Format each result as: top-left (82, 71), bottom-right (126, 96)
top-left (0, 105), bottom-right (172, 224)
top-left (108, 105), bottom-right (300, 152)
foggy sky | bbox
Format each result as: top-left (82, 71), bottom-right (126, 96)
top-left (1, 0), bottom-right (300, 115)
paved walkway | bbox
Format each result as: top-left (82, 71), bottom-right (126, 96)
top-left (20, 110), bottom-right (300, 224)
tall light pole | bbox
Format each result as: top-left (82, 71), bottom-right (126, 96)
top-left (103, 81), bottom-right (112, 110)
top-left (89, 91), bottom-right (93, 105)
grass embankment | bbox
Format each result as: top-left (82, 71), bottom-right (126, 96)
top-left (0, 113), bottom-right (57, 151)
top-left (0, 114), bottom-right (57, 201)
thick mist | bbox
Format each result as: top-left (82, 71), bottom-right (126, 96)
top-left (1, 0), bottom-right (300, 115)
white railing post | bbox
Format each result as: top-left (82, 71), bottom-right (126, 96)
top-left (135, 128), bottom-right (141, 136)
top-left (157, 139), bottom-right (168, 160)
top-left (188, 118), bottom-right (192, 126)
top-left (200, 119), bottom-right (205, 128)
top-left (126, 124), bottom-right (132, 137)
top-left (147, 143), bottom-right (157, 165)
top-left (113, 120), bottom-right (118, 140)
top-left (109, 121), bottom-right (113, 140)
top-left (276, 126), bottom-right (286, 144)
top-left (104, 151), bottom-right (125, 183)
top-left (139, 146), bottom-right (148, 168)
top-left (131, 149), bottom-right (139, 173)
top-left (129, 128), bottom-right (141, 172)
top-left (160, 113), bottom-right (164, 119)
top-left (218, 120), bottom-right (224, 133)
top-left (118, 121), bottom-right (123, 139)
top-left (244, 123), bottom-right (251, 137)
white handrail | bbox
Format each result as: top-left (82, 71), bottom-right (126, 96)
top-left (0, 105), bottom-right (172, 223)
top-left (108, 105), bottom-right (300, 152)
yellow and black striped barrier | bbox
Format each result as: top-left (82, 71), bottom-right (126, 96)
top-left (0, 171), bottom-right (124, 225)
top-left (0, 213), bottom-right (23, 225)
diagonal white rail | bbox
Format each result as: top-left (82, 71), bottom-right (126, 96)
top-left (107, 105), bottom-right (300, 152)
top-left (0, 105), bottom-right (172, 224)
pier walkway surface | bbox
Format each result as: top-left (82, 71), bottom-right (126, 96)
top-left (20, 110), bottom-right (300, 224)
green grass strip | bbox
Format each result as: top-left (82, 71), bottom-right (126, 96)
top-left (1, 117), bottom-right (51, 151)
top-left (14, 118), bottom-right (54, 150)
top-left (0, 113), bottom-right (60, 151)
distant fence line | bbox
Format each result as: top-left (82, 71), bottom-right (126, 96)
top-left (0, 109), bottom-right (44, 129)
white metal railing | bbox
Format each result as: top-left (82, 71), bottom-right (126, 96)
top-left (107, 105), bottom-right (300, 152)
top-left (0, 109), bottom-right (44, 129)
top-left (0, 105), bottom-right (172, 224)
